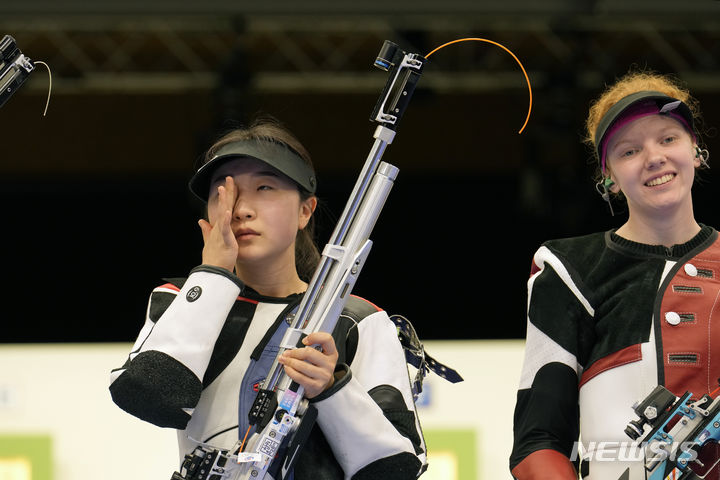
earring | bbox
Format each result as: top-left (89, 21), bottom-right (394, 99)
top-left (695, 146), bottom-right (710, 168)
top-left (595, 178), bottom-right (615, 216)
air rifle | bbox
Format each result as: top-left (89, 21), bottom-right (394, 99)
top-left (172, 39), bottom-right (427, 480)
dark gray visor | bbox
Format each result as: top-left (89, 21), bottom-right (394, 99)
top-left (189, 139), bottom-right (316, 201)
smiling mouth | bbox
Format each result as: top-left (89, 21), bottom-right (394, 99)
top-left (645, 173), bottom-right (675, 187)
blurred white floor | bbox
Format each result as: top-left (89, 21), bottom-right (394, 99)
top-left (0, 340), bottom-right (525, 480)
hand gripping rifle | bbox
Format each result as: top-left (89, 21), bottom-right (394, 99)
top-left (171, 40), bottom-right (426, 480)
top-left (617, 384), bottom-right (720, 480)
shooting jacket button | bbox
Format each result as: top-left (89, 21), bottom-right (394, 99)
top-left (684, 263), bottom-right (698, 277)
top-left (665, 311), bottom-right (681, 326)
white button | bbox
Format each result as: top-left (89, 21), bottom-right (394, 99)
top-left (665, 312), bottom-right (681, 326)
top-left (685, 264), bottom-right (698, 277)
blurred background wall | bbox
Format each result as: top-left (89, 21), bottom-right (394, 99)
top-left (1, 0), bottom-right (720, 478)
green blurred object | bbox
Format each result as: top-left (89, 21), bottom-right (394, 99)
top-left (424, 428), bottom-right (477, 480)
top-left (0, 434), bottom-right (52, 480)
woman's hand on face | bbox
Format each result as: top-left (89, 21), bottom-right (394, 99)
top-left (198, 176), bottom-right (239, 272)
top-left (278, 331), bottom-right (339, 399)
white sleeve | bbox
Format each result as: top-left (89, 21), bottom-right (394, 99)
top-left (313, 310), bottom-right (425, 479)
top-left (109, 265), bottom-right (243, 429)
top-left (135, 268), bottom-right (241, 380)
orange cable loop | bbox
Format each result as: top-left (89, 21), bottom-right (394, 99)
top-left (425, 38), bottom-right (533, 134)
top-left (238, 425), bottom-right (252, 453)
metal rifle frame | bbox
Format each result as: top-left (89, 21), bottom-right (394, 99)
top-left (237, 39), bottom-right (426, 480)
top-left (0, 35), bottom-right (34, 109)
top-left (617, 385), bottom-right (720, 480)
top-left (171, 40), bottom-right (426, 480)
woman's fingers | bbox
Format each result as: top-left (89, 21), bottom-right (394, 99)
top-left (279, 333), bottom-right (339, 398)
top-left (198, 218), bottom-right (212, 243)
top-left (279, 358), bottom-right (333, 398)
top-left (224, 176), bottom-right (236, 210)
top-left (220, 210), bottom-right (235, 245)
top-left (303, 332), bottom-right (338, 357)
top-left (199, 181), bottom-right (237, 271)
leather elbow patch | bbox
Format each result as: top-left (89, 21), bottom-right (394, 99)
top-left (352, 452), bottom-right (421, 480)
top-left (369, 385), bottom-right (422, 454)
top-left (109, 351), bottom-right (201, 428)
top-left (368, 384), bottom-right (407, 410)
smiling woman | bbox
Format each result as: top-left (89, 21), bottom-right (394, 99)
top-left (509, 70), bottom-right (720, 480)
top-left (604, 114), bottom-right (700, 239)
top-left (585, 76), bottom-right (709, 246)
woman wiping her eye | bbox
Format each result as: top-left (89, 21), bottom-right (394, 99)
top-left (109, 116), bottom-right (428, 480)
